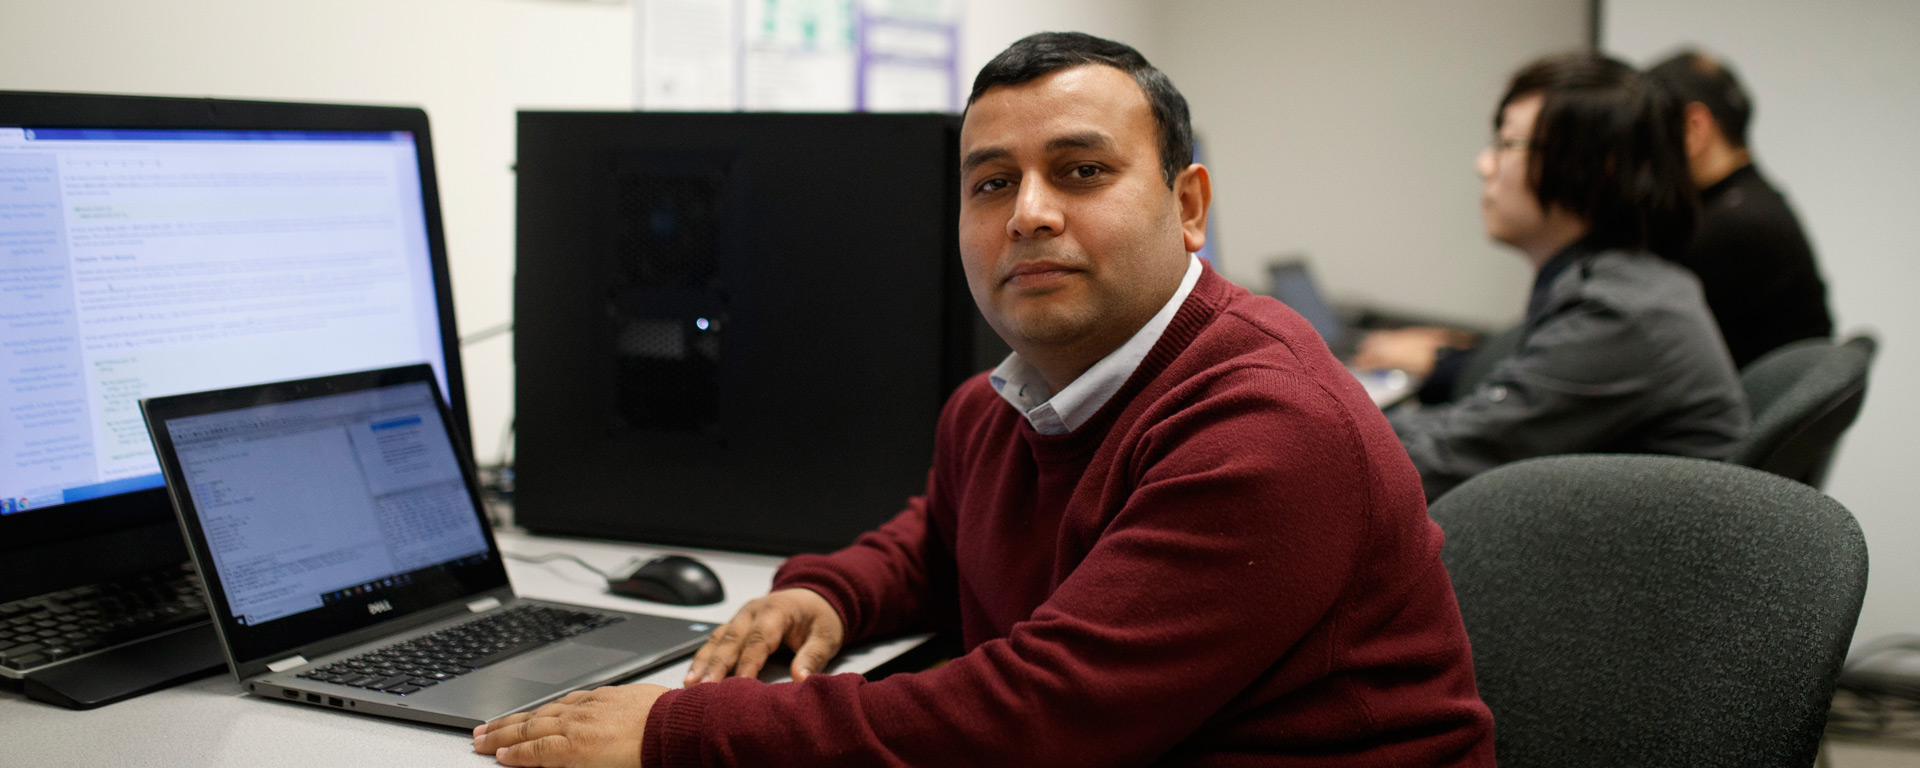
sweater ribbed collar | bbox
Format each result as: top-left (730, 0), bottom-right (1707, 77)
top-left (1017, 261), bottom-right (1233, 462)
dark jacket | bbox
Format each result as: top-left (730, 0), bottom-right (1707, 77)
top-left (1389, 243), bottom-right (1749, 499)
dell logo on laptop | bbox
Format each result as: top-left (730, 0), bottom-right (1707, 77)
top-left (367, 600), bottom-right (394, 615)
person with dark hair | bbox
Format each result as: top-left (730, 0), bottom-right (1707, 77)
top-left (470, 31), bottom-right (1495, 768)
top-left (1385, 52), bottom-right (1748, 500)
top-left (1648, 48), bottom-right (1833, 368)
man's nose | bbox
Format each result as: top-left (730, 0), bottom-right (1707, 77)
top-left (1474, 148), bottom-right (1495, 180)
top-left (1007, 176), bottom-right (1065, 240)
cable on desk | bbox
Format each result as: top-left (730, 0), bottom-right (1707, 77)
top-left (503, 551), bottom-right (640, 581)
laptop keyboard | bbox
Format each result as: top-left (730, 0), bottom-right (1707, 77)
top-left (295, 604), bottom-right (623, 696)
top-left (0, 564), bottom-right (207, 672)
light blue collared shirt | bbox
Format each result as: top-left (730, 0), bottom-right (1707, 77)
top-left (989, 254), bottom-right (1204, 435)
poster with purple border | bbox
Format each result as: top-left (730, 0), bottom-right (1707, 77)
top-left (634, 0), bottom-right (960, 114)
top-left (855, 0), bottom-right (962, 113)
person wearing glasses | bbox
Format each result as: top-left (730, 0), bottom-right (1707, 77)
top-left (1385, 52), bottom-right (1748, 500)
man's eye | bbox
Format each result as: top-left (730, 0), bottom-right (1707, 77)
top-left (1071, 165), bottom-right (1101, 179)
top-left (975, 178), bottom-right (1009, 194)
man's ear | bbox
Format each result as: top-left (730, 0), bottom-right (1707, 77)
top-left (1683, 102), bottom-right (1718, 158)
top-left (1175, 163), bottom-right (1211, 253)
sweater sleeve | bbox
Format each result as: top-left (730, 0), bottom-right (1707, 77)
top-left (642, 368), bottom-right (1382, 767)
top-left (769, 484), bottom-right (960, 644)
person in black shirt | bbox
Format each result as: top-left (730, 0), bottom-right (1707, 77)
top-left (1649, 49), bottom-right (1833, 368)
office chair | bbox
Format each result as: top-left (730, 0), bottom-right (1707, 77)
top-left (1731, 334), bottom-right (1875, 488)
top-left (1430, 455), bottom-right (1868, 768)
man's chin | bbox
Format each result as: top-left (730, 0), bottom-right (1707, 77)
top-left (998, 312), bottom-right (1097, 350)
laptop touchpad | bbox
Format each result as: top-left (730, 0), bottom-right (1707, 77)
top-left (494, 645), bottom-right (635, 684)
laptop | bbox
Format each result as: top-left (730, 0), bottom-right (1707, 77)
top-left (1267, 259), bottom-right (1418, 406)
top-left (140, 364), bottom-right (711, 728)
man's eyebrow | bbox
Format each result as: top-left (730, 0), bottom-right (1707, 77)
top-left (960, 132), bottom-right (1119, 175)
top-left (960, 146), bottom-right (1010, 175)
top-left (1044, 131), bottom-right (1115, 154)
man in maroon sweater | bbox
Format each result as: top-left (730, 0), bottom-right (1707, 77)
top-left (474, 32), bottom-right (1495, 767)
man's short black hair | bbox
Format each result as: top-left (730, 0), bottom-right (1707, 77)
top-left (1647, 49), bottom-right (1754, 148)
top-left (968, 32), bottom-right (1193, 188)
top-left (1498, 52), bottom-right (1697, 261)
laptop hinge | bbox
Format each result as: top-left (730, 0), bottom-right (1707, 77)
top-left (267, 655), bottom-right (308, 673)
top-left (467, 597), bottom-right (502, 613)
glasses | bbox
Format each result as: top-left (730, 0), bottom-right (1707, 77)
top-left (1490, 136), bottom-right (1533, 154)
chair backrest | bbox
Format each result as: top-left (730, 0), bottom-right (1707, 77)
top-left (1731, 335), bottom-right (1874, 486)
top-left (1431, 455), bottom-right (1868, 768)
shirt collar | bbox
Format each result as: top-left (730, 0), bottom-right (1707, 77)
top-left (1527, 238), bottom-right (1599, 322)
top-left (1700, 162), bottom-right (1759, 204)
top-left (989, 254), bottom-right (1205, 434)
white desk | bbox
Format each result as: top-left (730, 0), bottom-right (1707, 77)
top-left (0, 530), bottom-right (931, 767)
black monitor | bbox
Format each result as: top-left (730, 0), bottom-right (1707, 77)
top-left (514, 111), bottom-right (1000, 555)
top-left (0, 92), bottom-right (470, 604)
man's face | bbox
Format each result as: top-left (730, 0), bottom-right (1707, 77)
top-left (1476, 92), bottom-right (1550, 249)
top-left (957, 65), bottom-right (1196, 357)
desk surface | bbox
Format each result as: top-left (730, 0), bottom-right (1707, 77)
top-left (0, 530), bottom-right (929, 767)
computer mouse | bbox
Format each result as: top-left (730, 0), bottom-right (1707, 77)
top-left (608, 555), bottom-right (725, 606)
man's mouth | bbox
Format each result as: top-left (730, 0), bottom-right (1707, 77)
top-left (1003, 260), bottom-right (1080, 288)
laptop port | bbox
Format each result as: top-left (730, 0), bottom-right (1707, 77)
top-left (329, 697), bottom-right (344, 707)
top-left (306, 693), bottom-right (321, 703)
top-left (284, 689), bottom-right (299, 699)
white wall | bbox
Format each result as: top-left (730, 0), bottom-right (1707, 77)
top-left (1605, 0), bottom-right (1920, 652)
top-left (962, 0), bottom-right (1162, 77)
top-left (1153, 0), bottom-right (1588, 327)
top-left (0, 0), bottom-right (638, 461)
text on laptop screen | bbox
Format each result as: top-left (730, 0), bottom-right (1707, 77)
top-left (164, 381), bottom-right (488, 626)
top-left (0, 127), bottom-right (451, 516)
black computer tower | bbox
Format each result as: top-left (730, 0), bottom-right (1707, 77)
top-left (513, 111), bottom-right (1003, 555)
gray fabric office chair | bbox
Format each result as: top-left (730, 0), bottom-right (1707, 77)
top-left (1731, 334), bottom-right (1875, 488)
top-left (1431, 454), bottom-right (1868, 768)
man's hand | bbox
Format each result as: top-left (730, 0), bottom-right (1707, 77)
top-left (683, 587), bottom-right (844, 685)
top-left (472, 683), bottom-right (669, 767)
top-left (1350, 326), bottom-right (1475, 376)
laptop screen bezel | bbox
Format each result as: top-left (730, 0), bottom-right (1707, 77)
top-left (142, 364), bottom-right (510, 671)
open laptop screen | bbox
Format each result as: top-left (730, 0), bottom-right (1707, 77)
top-left (1267, 260), bottom-right (1346, 351)
top-left (0, 125), bottom-right (454, 517)
top-left (144, 365), bottom-right (506, 664)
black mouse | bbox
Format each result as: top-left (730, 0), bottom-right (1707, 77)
top-left (608, 555), bottom-right (725, 606)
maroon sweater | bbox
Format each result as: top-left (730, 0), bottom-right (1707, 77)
top-left (643, 266), bottom-right (1495, 767)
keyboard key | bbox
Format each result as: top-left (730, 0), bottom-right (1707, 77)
top-left (5, 652), bottom-right (47, 669)
top-left (4, 642), bottom-right (45, 658)
top-left (386, 685), bottom-right (422, 695)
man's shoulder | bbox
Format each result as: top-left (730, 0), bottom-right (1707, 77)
top-left (1699, 168), bottom-right (1811, 246)
top-left (1151, 289), bottom-right (1400, 445)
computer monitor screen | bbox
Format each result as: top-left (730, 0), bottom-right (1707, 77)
top-left (0, 92), bottom-right (468, 601)
top-left (514, 111), bottom-right (986, 555)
